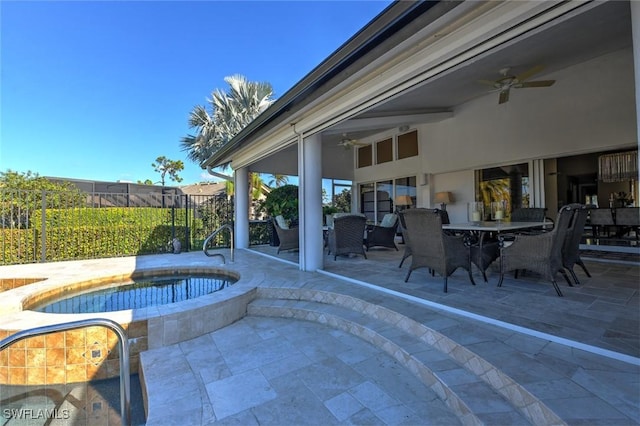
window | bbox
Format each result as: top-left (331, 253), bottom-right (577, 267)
top-left (322, 178), bottom-right (352, 211)
top-left (357, 145), bottom-right (372, 168)
top-left (375, 181), bottom-right (393, 222)
top-left (359, 177), bottom-right (416, 223)
top-left (376, 138), bottom-right (393, 164)
top-left (475, 163), bottom-right (530, 219)
top-left (360, 183), bottom-right (375, 222)
top-left (397, 130), bottom-right (418, 159)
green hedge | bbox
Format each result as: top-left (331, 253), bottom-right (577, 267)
top-left (0, 228), bottom-right (38, 264)
top-left (33, 207), bottom-right (189, 227)
top-left (40, 224), bottom-right (187, 258)
top-left (2, 207), bottom-right (194, 264)
top-left (0, 206), bottom-right (270, 265)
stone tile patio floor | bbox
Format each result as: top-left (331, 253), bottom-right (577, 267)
top-left (143, 247), bottom-right (638, 425)
top-left (1, 246), bottom-right (639, 425)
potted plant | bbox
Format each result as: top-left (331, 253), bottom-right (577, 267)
top-left (258, 184), bottom-right (299, 246)
top-left (323, 205), bottom-right (339, 226)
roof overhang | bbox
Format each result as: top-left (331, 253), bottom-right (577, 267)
top-left (201, 0), bottom-right (460, 168)
top-left (202, 0), bottom-right (632, 171)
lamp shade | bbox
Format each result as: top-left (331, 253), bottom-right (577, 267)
top-left (434, 191), bottom-right (453, 204)
top-left (394, 195), bottom-right (413, 206)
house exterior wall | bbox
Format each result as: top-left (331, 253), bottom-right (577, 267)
top-left (354, 48), bottom-right (637, 223)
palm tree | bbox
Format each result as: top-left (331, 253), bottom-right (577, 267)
top-left (267, 174), bottom-right (289, 188)
top-left (224, 173), bottom-right (265, 199)
top-left (180, 75), bottom-right (275, 165)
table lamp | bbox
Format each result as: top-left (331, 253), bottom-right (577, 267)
top-left (434, 191), bottom-right (453, 211)
top-left (394, 195), bottom-right (413, 212)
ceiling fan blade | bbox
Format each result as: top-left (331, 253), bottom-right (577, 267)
top-left (498, 89), bottom-right (510, 104)
top-left (478, 79), bottom-right (498, 87)
top-left (518, 80), bottom-right (555, 88)
top-left (515, 64), bottom-right (545, 82)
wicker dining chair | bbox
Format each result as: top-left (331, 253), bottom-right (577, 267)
top-left (397, 208), bottom-right (449, 268)
top-left (588, 208), bottom-right (615, 239)
top-left (401, 208), bottom-right (475, 293)
top-left (498, 204), bottom-right (575, 297)
top-left (469, 234), bottom-right (500, 283)
top-left (272, 217), bottom-right (299, 254)
top-left (614, 207), bottom-right (640, 241)
top-left (562, 203), bottom-right (591, 285)
top-left (327, 214), bottom-right (367, 260)
top-left (511, 207), bottom-right (548, 222)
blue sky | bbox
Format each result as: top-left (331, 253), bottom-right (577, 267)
top-left (1, 0), bottom-right (392, 185)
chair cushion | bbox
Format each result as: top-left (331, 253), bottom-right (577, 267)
top-left (275, 215), bottom-right (288, 229)
top-left (380, 213), bottom-right (397, 228)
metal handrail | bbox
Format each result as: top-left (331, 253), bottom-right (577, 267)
top-left (203, 223), bottom-right (234, 262)
top-left (0, 318), bottom-right (131, 426)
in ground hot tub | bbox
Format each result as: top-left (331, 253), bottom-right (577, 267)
top-left (0, 267), bottom-right (255, 385)
top-left (29, 273), bottom-right (236, 314)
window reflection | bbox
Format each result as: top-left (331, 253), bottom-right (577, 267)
top-left (475, 163), bottom-right (529, 220)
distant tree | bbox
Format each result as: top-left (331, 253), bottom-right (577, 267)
top-left (137, 179), bottom-right (154, 185)
top-left (152, 156), bottom-right (184, 186)
top-left (0, 170), bottom-right (81, 194)
top-left (180, 75), bottom-right (275, 165)
top-left (0, 170), bottom-right (84, 228)
top-left (322, 188), bottom-right (330, 205)
top-left (333, 188), bottom-right (351, 212)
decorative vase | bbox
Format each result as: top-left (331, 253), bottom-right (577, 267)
top-left (491, 201), bottom-right (506, 222)
top-left (468, 202), bottom-right (484, 223)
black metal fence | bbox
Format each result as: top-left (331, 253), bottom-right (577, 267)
top-left (0, 189), bottom-right (270, 265)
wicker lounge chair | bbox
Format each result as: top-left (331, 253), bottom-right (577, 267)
top-left (562, 203), bottom-right (591, 285)
top-left (365, 213), bottom-right (398, 251)
top-left (327, 214), bottom-right (367, 260)
top-left (498, 204), bottom-right (574, 296)
top-left (397, 211), bottom-right (412, 268)
top-left (401, 209), bottom-right (475, 292)
top-left (272, 217), bottom-right (299, 254)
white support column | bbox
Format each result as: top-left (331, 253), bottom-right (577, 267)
top-left (531, 159), bottom-right (545, 208)
top-left (631, 1), bottom-right (640, 187)
top-left (298, 132), bottom-right (323, 271)
top-left (234, 167), bottom-right (249, 249)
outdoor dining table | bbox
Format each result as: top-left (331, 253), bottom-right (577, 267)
top-left (442, 220), bottom-right (553, 247)
top-left (442, 221), bottom-right (552, 234)
top-left (442, 220), bottom-right (553, 280)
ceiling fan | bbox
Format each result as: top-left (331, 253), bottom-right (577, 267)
top-left (337, 134), bottom-right (368, 149)
top-left (479, 65), bottom-right (555, 104)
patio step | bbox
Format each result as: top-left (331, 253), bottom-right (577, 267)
top-left (140, 342), bottom-right (208, 425)
top-left (248, 287), bottom-right (566, 426)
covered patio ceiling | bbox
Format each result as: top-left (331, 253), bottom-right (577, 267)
top-left (247, 0), bottom-right (632, 178)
